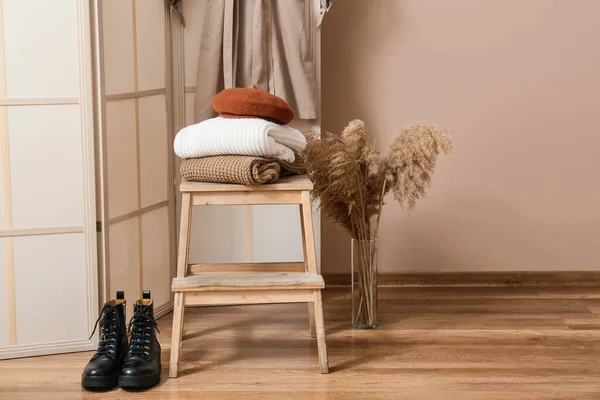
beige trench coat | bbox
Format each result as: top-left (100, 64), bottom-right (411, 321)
top-left (194, 0), bottom-right (318, 122)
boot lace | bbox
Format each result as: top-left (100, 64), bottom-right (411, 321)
top-left (126, 305), bottom-right (160, 362)
top-left (89, 304), bottom-right (122, 359)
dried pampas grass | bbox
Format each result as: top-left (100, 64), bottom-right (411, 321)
top-left (302, 120), bottom-right (452, 240)
top-left (386, 123), bottom-right (453, 210)
top-left (303, 119), bottom-right (451, 327)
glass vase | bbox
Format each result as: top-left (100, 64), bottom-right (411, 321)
top-left (351, 238), bottom-right (378, 329)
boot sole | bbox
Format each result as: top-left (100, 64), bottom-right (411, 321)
top-left (81, 374), bottom-right (118, 389)
top-left (118, 370), bottom-right (161, 389)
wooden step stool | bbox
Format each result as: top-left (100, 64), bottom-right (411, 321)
top-left (169, 175), bottom-right (329, 377)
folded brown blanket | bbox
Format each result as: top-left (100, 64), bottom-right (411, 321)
top-left (279, 154), bottom-right (306, 175)
top-left (181, 154), bottom-right (306, 185)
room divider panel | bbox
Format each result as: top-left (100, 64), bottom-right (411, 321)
top-left (0, 0), bottom-right (318, 359)
top-left (94, 0), bottom-right (176, 318)
top-left (0, 0), bottom-right (98, 359)
top-left (0, 0), bottom-right (178, 359)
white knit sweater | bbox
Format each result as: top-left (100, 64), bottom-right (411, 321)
top-left (173, 117), bottom-right (306, 162)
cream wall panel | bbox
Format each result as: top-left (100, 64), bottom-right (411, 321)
top-left (182, 0), bottom-right (206, 87)
top-left (135, 0), bottom-right (166, 91)
top-left (2, 0), bottom-right (79, 98)
top-left (250, 119), bottom-right (310, 263)
top-left (139, 95), bottom-right (168, 207)
top-left (106, 100), bottom-right (137, 219)
top-left (8, 105), bottom-right (83, 229)
top-left (101, 0), bottom-right (135, 95)
top-left (109, 218), bottom-right (140, 317)
top-left (141, 207), bottom-right (170, 307)
top-left (188, 206), bottom-right (247, 264)
top-left (0, 239), bottom-right (7, 346)
top-left (14, 233), bottom-right (87, 345)
top-left (0, 0), bottom-right (98, 358)
top-left (252, 205), bottom-right (304, 263)
top-left (0, 141), bottom-right (4, 227)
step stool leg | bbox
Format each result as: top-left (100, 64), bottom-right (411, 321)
top-left (300, 192), bottom-right (318, 276)
top-left (301, 194), bottom-right (318, 337)
top-left (170, 192), bottom-right (192, 378)
top-left (176, 192), bottom-right (192, 278)
top-left (179, 298), bottom-right (186, 344)
top-left (313, 289), bottom-right (329, 374)
top-left (169, 292), bottom-right (184, 378)
top-left (308, 305), bottom-right (317, 338)
top-left (299, 201), bottom-right (317, 337)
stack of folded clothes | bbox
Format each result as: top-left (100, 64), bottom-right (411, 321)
top-left (174, 86), bottom-right (307, 185)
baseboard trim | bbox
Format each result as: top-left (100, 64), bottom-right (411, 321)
top-left (324, 271), bottom-right (600, 287)
top-left (0, 301), bottom-right (175, 360)
top-left (0, 338), bottom-right (96, 360)
top-left (155, 300), bottom-right (174, 319)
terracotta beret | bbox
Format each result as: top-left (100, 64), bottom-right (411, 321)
top-left (212, 86), bottom-right (294, 125)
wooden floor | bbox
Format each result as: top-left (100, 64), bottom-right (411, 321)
top-left (1, 287), bottom-right (600, 399)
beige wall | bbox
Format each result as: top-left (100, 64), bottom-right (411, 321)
top-left (321, 0), bottom-right (600, 273)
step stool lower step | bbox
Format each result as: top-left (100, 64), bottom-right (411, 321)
top-left (171, 272), bottom-right (325, 292)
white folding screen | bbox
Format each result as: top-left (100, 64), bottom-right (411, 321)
top-left (0, 0), bottom-right (98, 358)
top-left (0, 0), bottom-right (318, 359)
top-left (180, 0), bottom-right (322, 268)
top-left (94, 0), bottom-right (176, 317)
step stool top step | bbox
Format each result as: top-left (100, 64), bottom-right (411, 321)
top-left (180, 174), bottom-right (313, 192)
top-left (172, 272), bottom-right (325, 292)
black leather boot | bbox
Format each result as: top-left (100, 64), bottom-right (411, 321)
top-left (82, 291), bottom-right (128, 389)
top-left (118, 290), bottom-right (161, 389)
